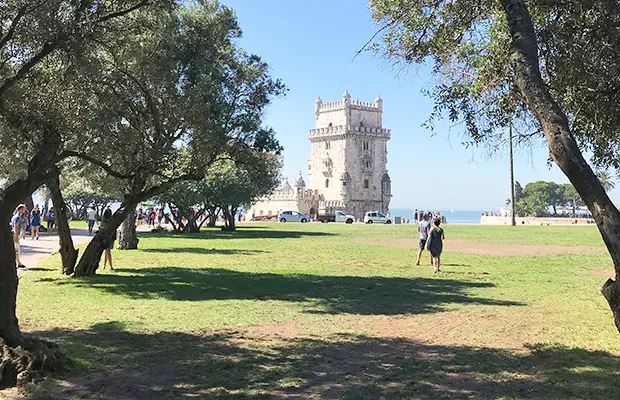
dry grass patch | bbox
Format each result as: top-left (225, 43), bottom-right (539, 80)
top-left (362, 238), bottom-right (602, 256)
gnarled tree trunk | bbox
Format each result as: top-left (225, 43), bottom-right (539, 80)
top-left (0, 164), bottom-right (64, 386)
top-left (48, 170), bottom-right (78, 275)
top-left (207, 206), bottom-right (218, 228)
top-left (221, 205), bottom-right (236, 232)
top-left (118, 211), bottom-right (139, 249)
top-left (73, 200), bottom-right (137, 277)
top-left (500, 0), bottom-right (620, 333)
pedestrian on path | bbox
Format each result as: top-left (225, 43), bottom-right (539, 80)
top-left (427, 218), bottom-right (445, 273)
top-left (416, 213), bottom-right (432, 266)
top-left (87, 208), bottom-right (97, 235)
top-left (11, 204), bottom-right (27, 269)
top-left (30, 204), bottom-right (41, 240)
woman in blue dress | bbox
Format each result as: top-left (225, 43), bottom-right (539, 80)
top-left (30, 204), bottom-right (41, 240)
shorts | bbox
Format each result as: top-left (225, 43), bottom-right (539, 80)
top-left (419, 238), bottom-right (427, 250)
top-left (88, 219), bottom-right (96, 228)
top-left (14, 241), bottom-right (20, 254)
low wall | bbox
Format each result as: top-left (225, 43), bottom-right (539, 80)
top-left (481, 216), bottom-right (596, 226)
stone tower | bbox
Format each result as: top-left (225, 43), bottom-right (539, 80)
top-left (308, 91), bottom-right (392, 218)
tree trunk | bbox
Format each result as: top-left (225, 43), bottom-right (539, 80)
top-left (47, 170), bottom-right (78, 275)
top-left (73, 200), bottom-right (135, 277)
top-left (0, 206), bottom-right (21, 348)
top-left (207, 207), bottom-right (218, 227)
top-left (500, 0), bottom-right (620, 333)
top-left (222, 206), bottom-right (236, 232)
top-left (118, 211), bottom-right (139, 249)
top-left (0, 162), bottom-right (56, 351)
top-left (24, 196), bottom-right (34, 215)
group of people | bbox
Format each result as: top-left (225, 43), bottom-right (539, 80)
top-left (137, 207), bottom-right (166, 227)
top-left (10, 203), bottom-right (117, 271)
top-left (416, 211), bottom-right (445, 273)
top-left (10, 203), bottom-right (46, 269)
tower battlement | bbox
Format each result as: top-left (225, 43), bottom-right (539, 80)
top-left (314, 91), bottom-right (384, 129)
top-left (308, 125), bottom-right (391, 140)
top-left (317, 99), bottom-right (380, 112)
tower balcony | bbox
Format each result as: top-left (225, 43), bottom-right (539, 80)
top-left (308, 125), bottom-right (391, 140)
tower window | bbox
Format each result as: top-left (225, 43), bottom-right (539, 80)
top-left (365, 161), bottom-right (371, 168)
top-left (325, 142), bottom-right (331, 150)
top-left (363, 142), bottom-right (369, 150)
top-left (364, 180), bottom-right (369, 189)
top-left (325, 179), bottom-right (330, 188)
top-left (342, 181), bottom-right (347, 187)
top-left (328, 122), bottom-right (333, 127)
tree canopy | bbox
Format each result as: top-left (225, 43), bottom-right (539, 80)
top-left (368, 0), bottom-right (620, 333)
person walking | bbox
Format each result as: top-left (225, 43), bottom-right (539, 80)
top-left (11, 204), bottom-right (27, 269)
top-left (427, 218), bottom-right (445, 273)
top-left (98, 208), bottom-right (116, 270)
top-left (30, 204), bottom-right (41, 240)
top-left (87, 208), bottom-right (97, 235)
top-left (416, 213), bottom-right (432, 266)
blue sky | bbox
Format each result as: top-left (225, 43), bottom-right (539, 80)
top-left (222, 0), bottom-right (620, 210)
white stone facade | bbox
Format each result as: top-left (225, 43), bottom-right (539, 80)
top-left (250, 91), bottom-right (392, 220)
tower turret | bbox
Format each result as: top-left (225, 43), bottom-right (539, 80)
top-left (314, 96), bottom-right (322, 119)
top-left (295, 171), bottom-right (306, 200)
top-left (374, 94), bottom-right (383, 110)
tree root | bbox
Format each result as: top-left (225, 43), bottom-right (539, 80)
top-left (0, 335), bottom-right (69, 388)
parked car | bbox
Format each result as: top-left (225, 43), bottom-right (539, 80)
top-left (278, 211), bottom-right (309, 223)
top-left (316, 210), bottom-right (356, 224)
top-left (364, 211), bottom-right (392, 224)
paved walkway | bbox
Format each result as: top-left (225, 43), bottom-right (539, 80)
top-left (17, 228), bottom-right (93, 276)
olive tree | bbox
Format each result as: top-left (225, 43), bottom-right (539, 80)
top-left (369, 0), bottom-right (620, 332)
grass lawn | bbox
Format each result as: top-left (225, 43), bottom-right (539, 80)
top-left (13, 223), bottom-right (620, 399)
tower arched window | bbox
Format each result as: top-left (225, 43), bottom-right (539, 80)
top-left (325, 142), bottom-right (330, 150)
top-left (325, 179), bottom-right (330, 188)
top-left (328, 122), bottom-right (333, 127)
top-left (365, 161), bottom-right (371, 169)
top-left (363, 142), bottom-right (369, 150)
top-left (364, 180), bottom-right (369, 189)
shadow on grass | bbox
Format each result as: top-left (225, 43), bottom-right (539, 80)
top-left (28, 322), bottom-right (620, 399)
top-left (141, 248), bottom-right (267, 255)
top-left (139, 228), bottom-right (334, 241)
top-left (42, 268), bottom-right (522, 315)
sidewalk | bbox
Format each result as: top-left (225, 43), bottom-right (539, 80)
top-left (17, 228), bottom-right (93, 276)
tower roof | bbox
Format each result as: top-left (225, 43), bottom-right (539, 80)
top-left (296, 171), bottom-right (306, 187)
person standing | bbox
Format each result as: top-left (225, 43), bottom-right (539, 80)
top-left (30, 204), bottom-right (41, 240)
top-left (413, 209), bottom-right (419, 223)
top-left (19, 208), bottom-right (28, 240)
top-left (428, 219), bottom-right (445, 273)
top-left (416, 213), bottom-right (432, 266)
top-left (86, 208), bottom-right (97, 235)
top-left (157, 208), bottom-right (164, 225)
top-left (11, 204), bottom-right (27, 269)
top-left (99, 208), bottom-right (115, 270)
top-left (47, 207), bottom-right (55, 233)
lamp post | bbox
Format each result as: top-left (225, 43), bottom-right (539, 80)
top-left (509, 121), bottom-right (516, 226)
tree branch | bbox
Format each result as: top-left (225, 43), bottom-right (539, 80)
top-left (59, 150), bottom-right (135, 179)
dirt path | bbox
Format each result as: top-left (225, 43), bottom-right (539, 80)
top-left (361, 237), bottom-right (602, 256)
top-left (17, 228), bottom-right (92, 276)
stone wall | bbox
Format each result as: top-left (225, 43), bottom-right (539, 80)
top-left (481, 216), bottom-right (596, 225)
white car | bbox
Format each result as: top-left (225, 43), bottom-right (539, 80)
top-left (364, 211), bottom-right (392, 224)
top-left (278, 211), bottom-right (309, 223)
top-left (335, 211), bottom-right (356, 224)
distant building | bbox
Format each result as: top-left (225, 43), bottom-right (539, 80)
top-left (250, 91), bottom-right (392, 220)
